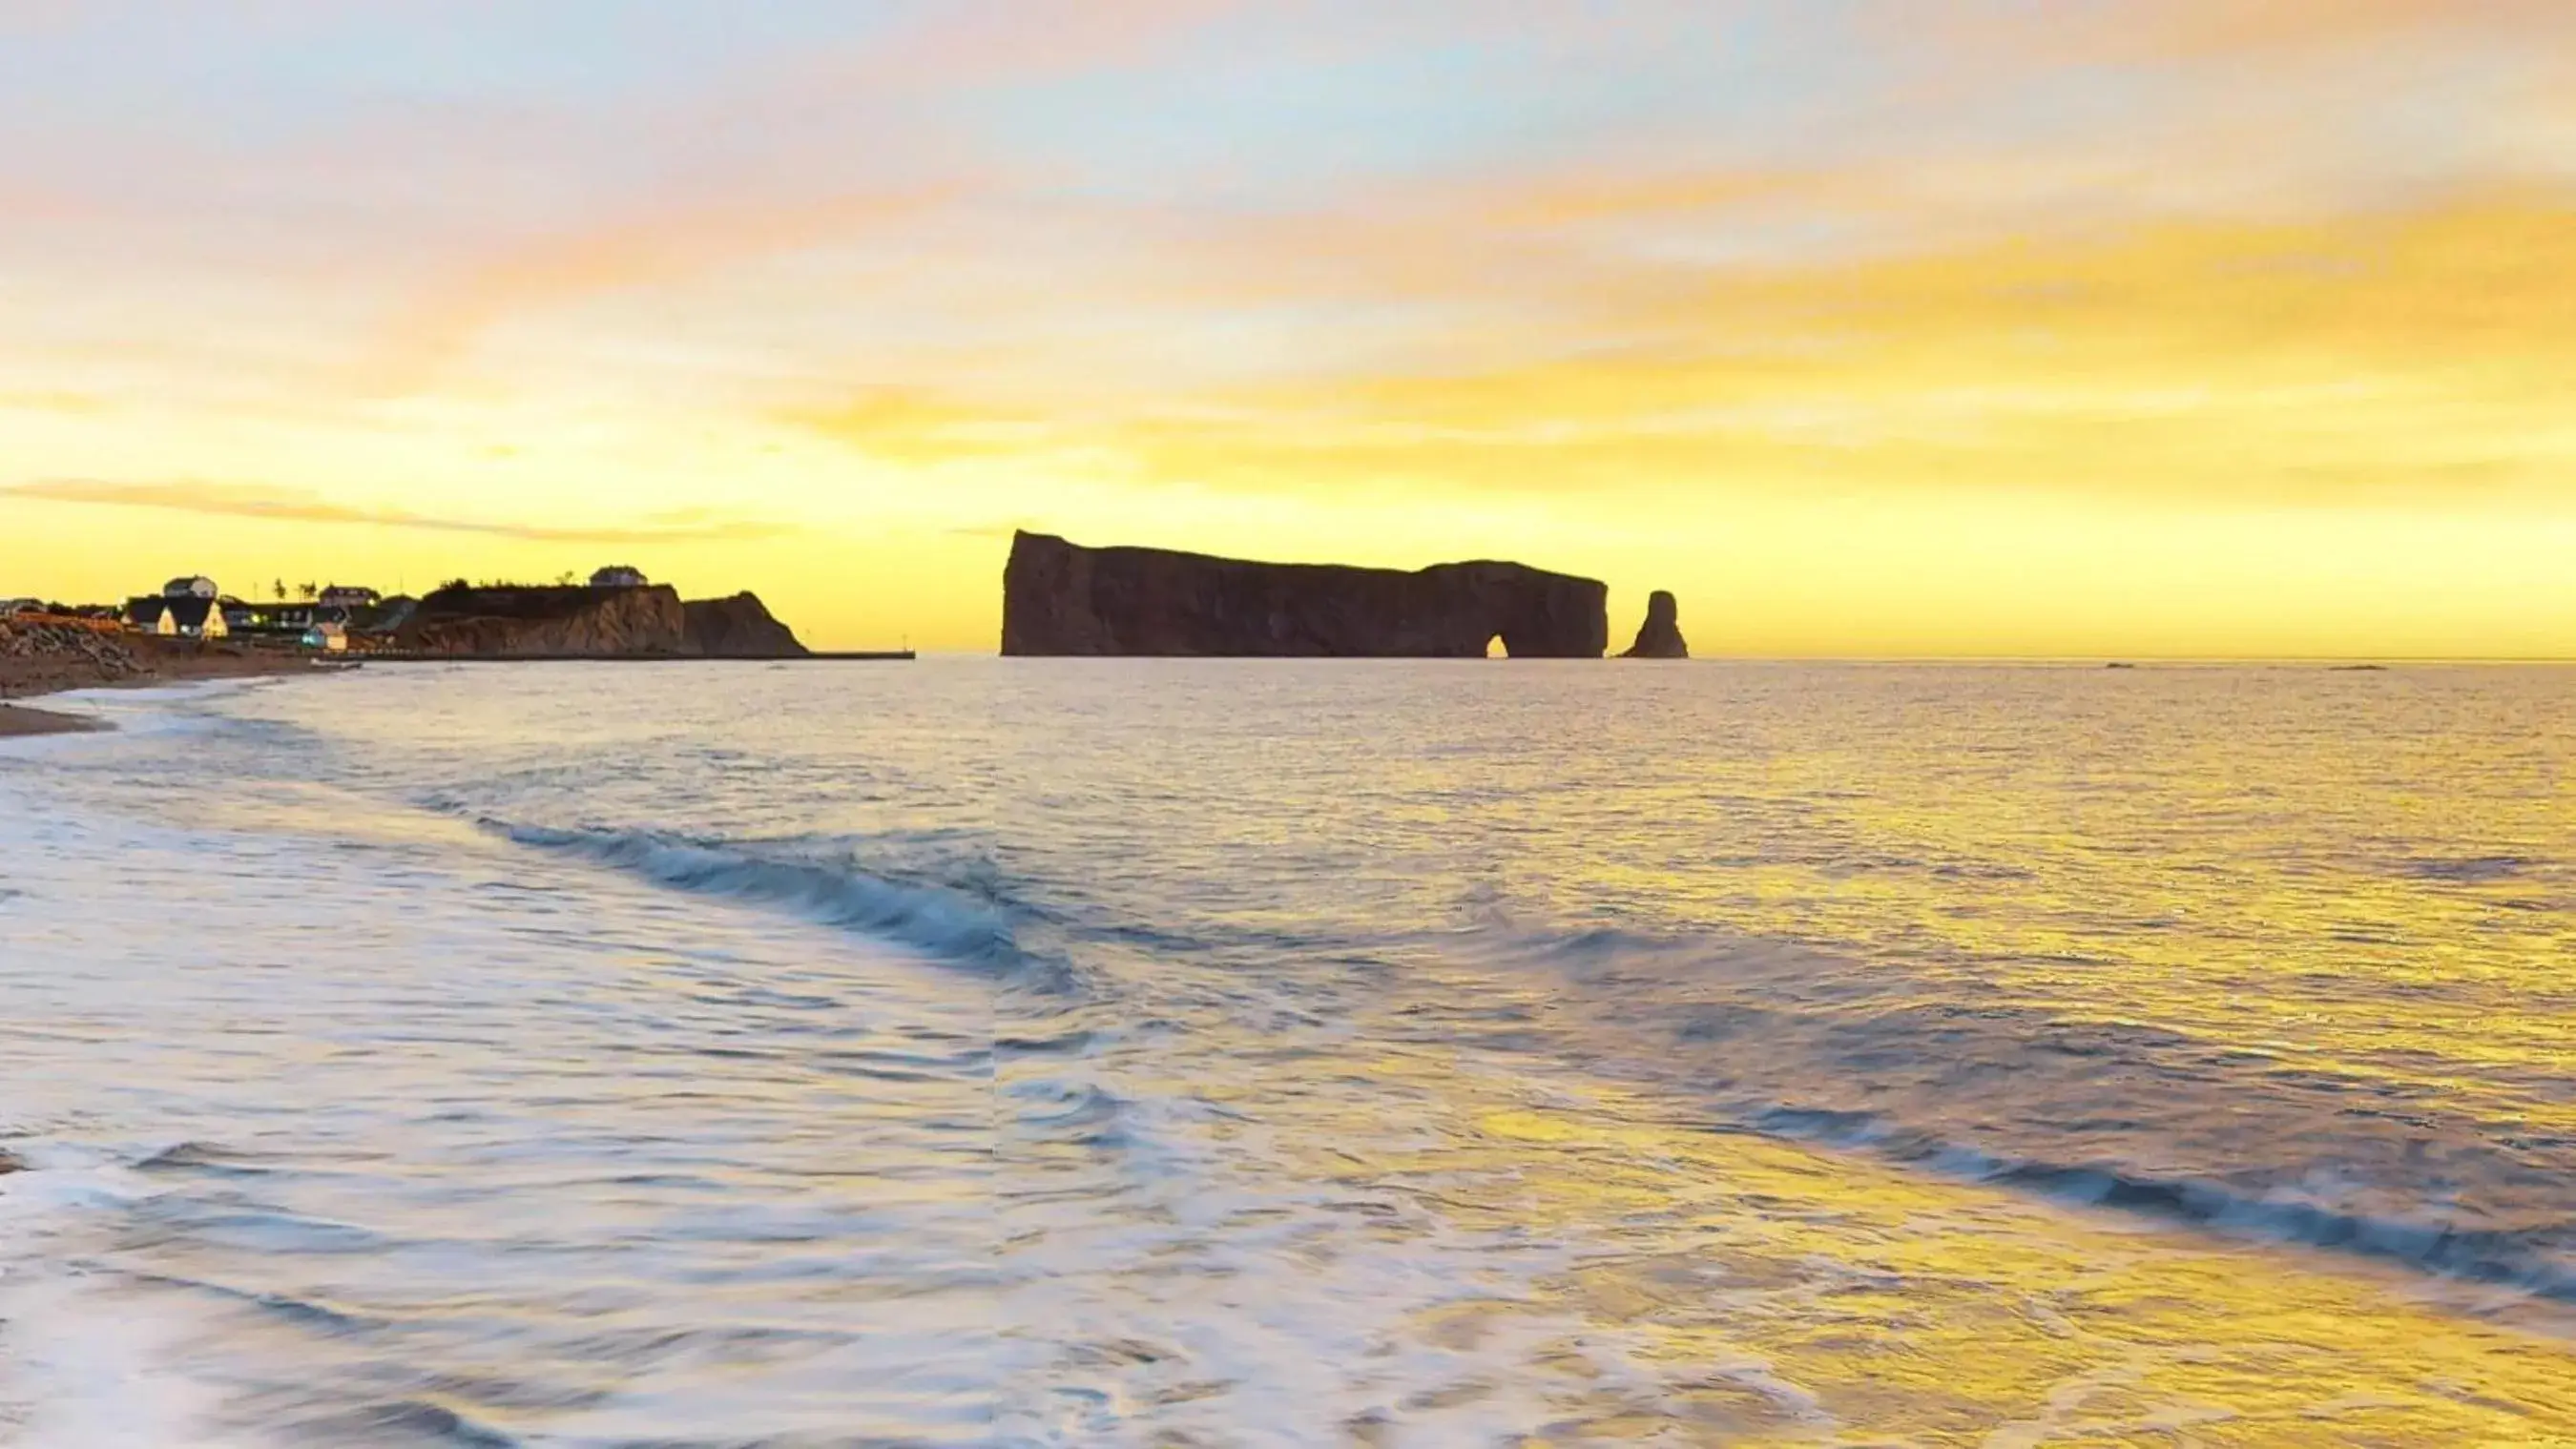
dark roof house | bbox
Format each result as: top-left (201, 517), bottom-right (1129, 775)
top-left (129, 595), bottom-right (227, 637)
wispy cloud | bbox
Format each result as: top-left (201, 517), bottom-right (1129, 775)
top-left (3, 1), bottom-right (2573, 652)
top-left (779, 196), bottom-right (2576, 509)
top-left (816, 0), bottom-right (1252, 92)
top-left (0, 390), bottom-right (105, 414)
top-left (361, 187), bottom-right (969, 394)
top-left (781, 389), bottom-right (1064, 466)
top-left (1946, 0), bottom-right (2570, 63)
top-left (8, 479), bottom-right (790, 543)
top-left (943, 519), bottom-right (1041, 540)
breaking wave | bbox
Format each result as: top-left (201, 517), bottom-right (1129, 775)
top-left (1744, 1104), bottom-right (2576, 1301)
top-left (1446, 919), bottom-right (2576, 1306)
top-left (487, 822), bottom-right (1028, 971)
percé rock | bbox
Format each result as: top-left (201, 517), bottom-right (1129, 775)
top-left (1002, 531), bottom-right (1609, 657)
top-left (682, 592), bottom-right (808, 657)
top-left (1620, 590), bottom-right (1689, 659)
top-left (398, 585), bottom-right (808, 657)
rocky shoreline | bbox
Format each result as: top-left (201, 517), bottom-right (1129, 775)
top-left (0, 616), bottom-right (315, 735)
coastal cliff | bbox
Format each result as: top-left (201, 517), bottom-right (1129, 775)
top-left (395, 586), bottom-right (807, 657)
top-left (1002, 531), bottom-right (1608, 657)
top-left (399, 584), bottom-right (688, 656)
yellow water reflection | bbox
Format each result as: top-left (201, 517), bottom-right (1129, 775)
top-left (1162, 1040), bottom-right (2576, 1444)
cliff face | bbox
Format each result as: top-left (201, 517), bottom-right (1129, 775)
top-left (682, 592), bottom-right (808, 657)
top-left (1620, 590), bottom-right (1689, 659)
top-left (397, 585), bottom-right (687, 655)
top-left (393, 585), bottom-right (810, 656)
top-left (1002, 531), bottom-right (1609, 657)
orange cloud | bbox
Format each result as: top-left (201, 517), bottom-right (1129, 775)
top-left (781, 389), bottom-right (1065, 466)
top-left (2002, 0), bottom-right (2571, 61)
top-left (9, 478), bottom-right (791, 542)
top-left (363, 187), bottom-right (966, 394)
top-left (778, 194), bottom-right (2576, 514)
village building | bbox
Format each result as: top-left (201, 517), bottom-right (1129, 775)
top-left (127, 595), bottom-right (229, 639)
top-left (163, 575), bottom-right (219, 600)
top-left (224, 601), bottom-right (351, 634)
top-left (319, 586), bottom-right (381, 609)
top-left (590, 565), bottom-right (648, 589)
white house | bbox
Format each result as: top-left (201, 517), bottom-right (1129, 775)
top-left (590, 565), bottom-right (648, 589)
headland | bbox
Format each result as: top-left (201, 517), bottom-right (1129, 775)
top-left (1, 564), bottom-right (912, 708)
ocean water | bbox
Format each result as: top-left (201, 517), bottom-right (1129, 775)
top-left (2, 659), bottom-right (2573, 1446)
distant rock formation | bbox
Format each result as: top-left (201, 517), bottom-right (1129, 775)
top-left (1002, 531), bottom-right (1608, 657)
top-left (682, 592), bottom-right (808, 656)
top-left (395, 585), bottom-right (808, 657)
top-left (1620, 590), bottom-right (1689, 659)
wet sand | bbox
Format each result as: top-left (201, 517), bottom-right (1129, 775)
top-left (0, 702), bottom-right (108, 737)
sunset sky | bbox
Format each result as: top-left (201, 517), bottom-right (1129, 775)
top-left (3, 1), bottom-right (2572, 655)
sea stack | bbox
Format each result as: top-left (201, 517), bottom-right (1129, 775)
top-left (1620, 590), bottom-right (1689, 659)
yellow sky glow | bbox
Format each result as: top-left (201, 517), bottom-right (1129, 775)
top-left (3, 4), bottom-right (2572, 655)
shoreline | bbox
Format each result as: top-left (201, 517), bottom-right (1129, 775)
top-left (1, 649), bottom-right (360, 737)
top-left (0, 641), bottom-right (324, 720)
top-left (0, 702), bottom-right (109, 737)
